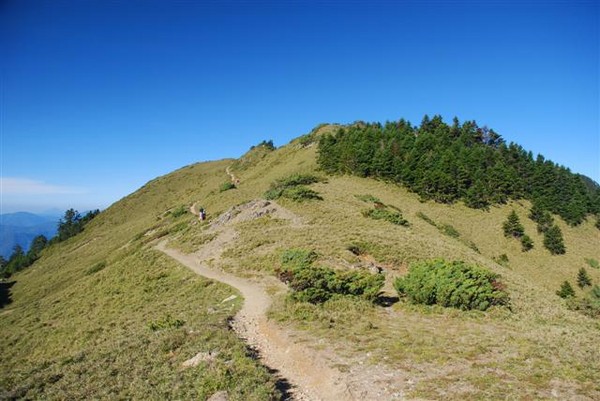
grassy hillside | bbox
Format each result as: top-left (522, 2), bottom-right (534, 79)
top-left (0, 160), bottom-right (278, 400)
top-left (2, 126), bottom-right (599, 400)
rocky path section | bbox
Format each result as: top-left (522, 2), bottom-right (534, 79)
top-left (155, 200), bottom-right (351, 400)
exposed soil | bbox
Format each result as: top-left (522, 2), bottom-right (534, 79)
top-left (156, 199), bottom-right (406, 400)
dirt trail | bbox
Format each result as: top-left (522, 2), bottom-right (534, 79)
top-left (225, 165), bottom-right (239, 185)
top-left (155, 200), bottom-right (351, 400)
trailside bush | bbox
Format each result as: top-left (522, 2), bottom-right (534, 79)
top-left (219, 181), bottom-right (236, 192)
top-left (394, 259), bottom-right (509, 311)
top-left (277, 248), bottom-right (384, 304)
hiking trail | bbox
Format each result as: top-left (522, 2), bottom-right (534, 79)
top-left (156, 199), bottom-right (405, 400)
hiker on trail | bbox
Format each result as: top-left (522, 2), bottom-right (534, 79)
top-left (199, 208), bottom-right (206, 221)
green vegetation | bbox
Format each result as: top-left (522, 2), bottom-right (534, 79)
top-left (264, 173), bottom-right (323, 202)
top-left (354, 194), bottom-right (382, 203)
top-left (148, 314), bottom-right (186, 331)
top-left (169, 205), bottom-right (187, 218)
top-left (394, 259), bottom-right (509, 311)
top-left (277, 249), bottom-right (384, 304)
top-left (361, 208), bottom-right (409, 226)
top-left (54, 208), bottom-right (100, 242)
top-left (567, 285), bottom-right (600, 318)
top-left (556, 281), bottom-right (575, 299)
top-left (220, 181), bottom-right (236, 192)
top-left (86, 261), bottom-right (106, 275)
top-left (0, 160), bottom-right (278, 400)
top-left (1, 209), bottom-right (101, 278)
top-left (318, 116), bottom-right (599, 225)
top-left (543, 225), bottom-right (566, 255)
top-left (2, 124), bottom-right (599, 400)
top-left (577, 268), bottom-right (592, 289)
top-left (520, 234), bottom-right (534, 252)
top-left (503, 210), bottom-right (525, 238)
top-left (585, 258), bottom-right (599, 270)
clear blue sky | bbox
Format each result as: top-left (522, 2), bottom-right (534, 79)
top-left (1, 0), bottom-right (598, 213)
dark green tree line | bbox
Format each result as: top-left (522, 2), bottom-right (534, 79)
top-left (317, 116), bottom-right (600, 225)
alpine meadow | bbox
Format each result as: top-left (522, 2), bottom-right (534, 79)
top-left (1, 119), bottom-right (600, 400)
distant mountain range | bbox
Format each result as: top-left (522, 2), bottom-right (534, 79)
top-left (0, 212), bottom-right (59, 258)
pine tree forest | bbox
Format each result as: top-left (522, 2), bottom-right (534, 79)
top-left (317, 116), bottom-right (600, 225)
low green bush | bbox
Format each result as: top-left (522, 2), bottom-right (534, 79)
top-left (567, 286), bottom-right (600, 318)
top-left (147, 314), bottom-right (185, 331)
top-left (394, 259), bottom-right (509, 311)
top-left (354, 194), bottom-right (382, 203)
top-left (277, 248), bottom-right (384, 304)
top-left (280, 248), bottom-right (318, 269)
top-left (264, 173), bottom-right (323, 202)
top-left (272, 173), bottom-right (320, 188)
top-left (362, 208), bottom-right (409, 226)
top-left (170, 205), bottom-right (187, 218)
top-left (86, 261), bottom-right (106, 275)
top-left (219, 181), bottom-right (236, 192)
top-left (440, 224), bottom-right (460, 238)
top-left (585, 258), bottom-right (599, 270)
top-left (281, 186), bottom-right (323, 201)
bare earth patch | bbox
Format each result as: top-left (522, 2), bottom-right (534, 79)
top-left (155, 199), bottom-right (410, 400)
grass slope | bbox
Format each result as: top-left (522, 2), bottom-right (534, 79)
top-left (2, 125), bottom-right (600, 400)
top-left (0, 160), bottom-right (277, 400)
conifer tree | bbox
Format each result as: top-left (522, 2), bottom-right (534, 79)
top-left (543, 225), bottom-right (566, 255)
top-left (503, 210), bottom-right (524, 238)
top-left (520, 235), bottom-right (534, 252)
top-left (577, 268), bottom-right (592, 289)
top-left (556, 281), bottom-right (575, 298)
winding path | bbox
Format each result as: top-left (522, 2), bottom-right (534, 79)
top-left (154, 219), bottom-right (351, 400)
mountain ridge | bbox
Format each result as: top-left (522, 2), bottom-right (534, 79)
top-left (1, 123), bottom-right (599, 400)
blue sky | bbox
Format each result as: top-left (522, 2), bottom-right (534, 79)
top-left (1, 0), bottom-right (598, 213)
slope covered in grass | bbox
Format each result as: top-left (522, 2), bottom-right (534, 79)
top-left (0, 160), bottom-right (278, 400)
top-left (2, 125), bottom-right (600, 400)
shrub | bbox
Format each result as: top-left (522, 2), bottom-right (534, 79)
top-left (219, 181), bottom-right (236, 192)
top-left (393, 259), bottom-right (509, 311)
top-left (281, 186), bottom-right (323, 202)
top-left (416, 211), bottom-right (436, 227)
top-left (440, 224), bottom-right (460, 238)
top-left (567, 285), bottom-right (600, 318)
top-left (264, 174), bottom-right (323, 202)
top-left (147, 315), bottom-right (185, 331)
top-left (170, 206), bottom-right (187, 218)
top-left (355, 194), bottom-right (382, 204)
top-left (277, 248), bottom-right (384, 304)
top-left (556, 281), bottom-right (575, 298)
top-left (520, 234), bottom-right (534, 252)
top-left (86, 261), bottom-right (106, 275)
top-left (362, 208), bottom-right (409, 226)
top-left (494, 254), bottom-right (509, 266)
top-left (280, 248), bottom-right (318, 270)
top-left (272, 173), bottom-right (320, 188)
top-left (585, 258), bottom-right (599, 270)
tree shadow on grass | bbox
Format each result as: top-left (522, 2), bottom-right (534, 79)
top-left (0, 280), bottom-right (15, 309)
